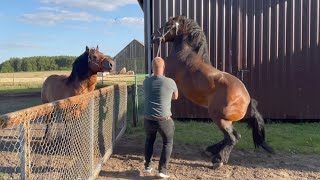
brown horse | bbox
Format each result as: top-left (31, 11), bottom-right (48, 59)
top-left (41, 46), bottom-right (114, 139)
top-left (41, 46), bottom-right (113, 103)
top-left (153, 16), bottom-right (274, 168)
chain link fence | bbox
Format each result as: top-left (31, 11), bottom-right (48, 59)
top-left (0, 83), bottom-right (127, 179)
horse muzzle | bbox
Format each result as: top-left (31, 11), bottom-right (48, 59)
top-left (152, 36), bottom-right (165, 44)
top-left (103, 62), bottom-right (113, 71)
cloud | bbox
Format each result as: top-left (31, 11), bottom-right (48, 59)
top-left (21, 11), bottom-right (104, 26)
top-left (21, 7), bottom-right (144, 29)
top-left (38, 6), bottom-right (69, 13)
top-left (37, 0), bottom-right (137, 11)
top-left (16, 33), bottom-right (33, 38)
top-left (64, 25), bottom-right (90, 31)
top-left (0, 42), bottom-right (39, 49)
top-left (110, 17), bottom-right (144, 29)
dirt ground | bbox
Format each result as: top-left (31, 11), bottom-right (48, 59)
top-left (0, 93), bottom-right (41, 115)
top-left (98, 135), bottom-right (320, 180)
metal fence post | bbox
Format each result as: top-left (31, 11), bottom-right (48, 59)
top-left (89, 98), bottom-right (95, 178)
top-left (134, 74), bottom-right (139, 123)
top-left (20, 121), bottom-right (31, 180)
top-left (132, 84), bottom-right (137, 127)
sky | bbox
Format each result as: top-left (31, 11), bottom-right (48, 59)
top-left (0, 0), bottom-right (144, 63)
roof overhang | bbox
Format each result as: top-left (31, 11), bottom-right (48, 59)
top-left (137, 0), bottom-right (143, 11)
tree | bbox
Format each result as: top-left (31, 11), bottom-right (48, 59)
top-left (12, 58), bottom-right (22, 72)
top-left (21, 60), bottom-right (33, 71)
top-left (0, 54), bottom-right (110, 72)
top-left (0, 61), bottom-right (14, 72)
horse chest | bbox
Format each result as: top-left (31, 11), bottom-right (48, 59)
top-left (177, 81), bottom-right (209, 107)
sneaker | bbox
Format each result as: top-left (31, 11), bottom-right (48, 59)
top-left (157, 173), bottom-right (170, 178)
top-left (143, 167), bottom-right (152, 174)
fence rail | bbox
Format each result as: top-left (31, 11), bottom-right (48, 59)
top-left (0, 83), bottom-right (127, 179)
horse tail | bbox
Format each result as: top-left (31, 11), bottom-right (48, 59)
top-left (247, 98), bottom-right (275, 154)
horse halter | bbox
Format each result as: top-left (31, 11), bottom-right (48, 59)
top-left (88, 50), bottom-right (112, 71)
top-left (153, 21), bottom-right (180, 57)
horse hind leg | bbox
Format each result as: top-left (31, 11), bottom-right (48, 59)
top-left (206, 119), bottom-right (241, 169)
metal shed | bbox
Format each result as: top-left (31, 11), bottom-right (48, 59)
top-left (114, 39), bottom-right (145, 74)
top-left (138, 0), bottom-right (320, 119)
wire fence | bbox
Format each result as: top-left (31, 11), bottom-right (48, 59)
top-left (0, 83), bottom-right (127, 180)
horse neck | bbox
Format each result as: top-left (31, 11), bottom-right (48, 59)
top-left (178, 31), bottom-right (211, 64)
top-left (71, 72), bottom-right (97, 93)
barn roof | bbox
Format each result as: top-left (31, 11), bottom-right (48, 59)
top-left (137, 0), bottom-right (143, 11)
top-left (113, 39), bottom-right (144, 59)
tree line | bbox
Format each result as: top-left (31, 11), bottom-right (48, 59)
top-left (0, 56), bottom-right (78, 73)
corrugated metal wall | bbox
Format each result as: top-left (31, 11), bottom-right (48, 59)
top-left (114, 39), bottom-right (145, 74)
top-left (145, 0), bottom-right (320, 119)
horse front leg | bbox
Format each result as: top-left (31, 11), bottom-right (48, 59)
top-left (43, 113), bottom-right (54, 142)
top-left (205, 140), bottom-right (224, 156)
top-left (206, 119), bottom-right (241, 169)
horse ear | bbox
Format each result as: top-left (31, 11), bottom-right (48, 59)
top-left (96, 45), bottom-right (99, 51)
top-left (86, 46), bottom-right (89, 52)
top-left (180, 14), bottom-right (186, 20)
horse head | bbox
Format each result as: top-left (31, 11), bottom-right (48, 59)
top-left (153, 16), bottom-right (211, 64)
top-left (153, 16), bottom-right (185, 43)
top-left (86, 46), bottom-right (114, 73)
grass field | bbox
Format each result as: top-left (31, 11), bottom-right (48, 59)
top-left (126, 96), bottom-right (320, 155)
top-left (126, 119), bottom-right (320, 155)
top-left (1, 72), bottom-right (319, 155)
top-left (0, 71), bottom-right (147, 94)
top-left (0, 71), bottom-right (71, 93)
top-left (0, 71), bottom-right (71, 78)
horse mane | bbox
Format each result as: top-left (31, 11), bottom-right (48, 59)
top-left (181, 17), bottom-right (211, 65)
top-left (66, 51), bottom-right (90, 83)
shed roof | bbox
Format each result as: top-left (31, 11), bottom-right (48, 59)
top-left (113, 39), bottom-right (144, 59)
top-left (137, 0), bottom-right (143, 10)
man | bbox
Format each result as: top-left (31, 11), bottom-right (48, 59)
top-left (143, 57), bottom-right (178, 178)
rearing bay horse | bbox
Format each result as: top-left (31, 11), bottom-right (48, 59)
top-left (153, 16), bottom-right (274, 168)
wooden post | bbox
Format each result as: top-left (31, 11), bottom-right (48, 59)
top-left (102, 73), bottom-right (104, 85)
top-left (12, 72), bottom-right (15, 86)
top-left (132, 84), bottom-right (137, 127)
top-left (20, 121), bottom-right (31, 180)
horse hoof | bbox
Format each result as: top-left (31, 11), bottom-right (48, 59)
top-left (204, 151), bottom-right (213, 157)
top-left (211, 162), bottom-right (223, 170)
top-left (201, 147), bottom-right (213, 157)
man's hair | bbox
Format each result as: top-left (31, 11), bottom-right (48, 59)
top-left (152, 57), bottom-right (165, 70)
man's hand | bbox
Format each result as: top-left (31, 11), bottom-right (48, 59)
top-left (172, 90), bottom-right (178, 100)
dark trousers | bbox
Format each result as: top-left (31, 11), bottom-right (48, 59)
top-left (144, 118), bottom-right (175, 174)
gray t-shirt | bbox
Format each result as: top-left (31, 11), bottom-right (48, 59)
top-left (143, 75), bottom-right (178, 118)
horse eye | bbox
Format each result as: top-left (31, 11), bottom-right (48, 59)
top-left (93, 55), bottom-right (97, 59)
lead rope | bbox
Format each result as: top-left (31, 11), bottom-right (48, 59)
top-left (156, 41), bottom-right (162, 57)
top-left (154, 22), bottom-right (179, 58)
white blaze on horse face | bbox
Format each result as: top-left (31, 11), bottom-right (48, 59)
top-left (175, 22), bottom-right (179, 35)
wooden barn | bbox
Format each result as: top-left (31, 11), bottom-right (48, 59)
top-left (138, 0), bottom-right (320, 120)
top-left (113, 39), bottom-right (145, 74)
